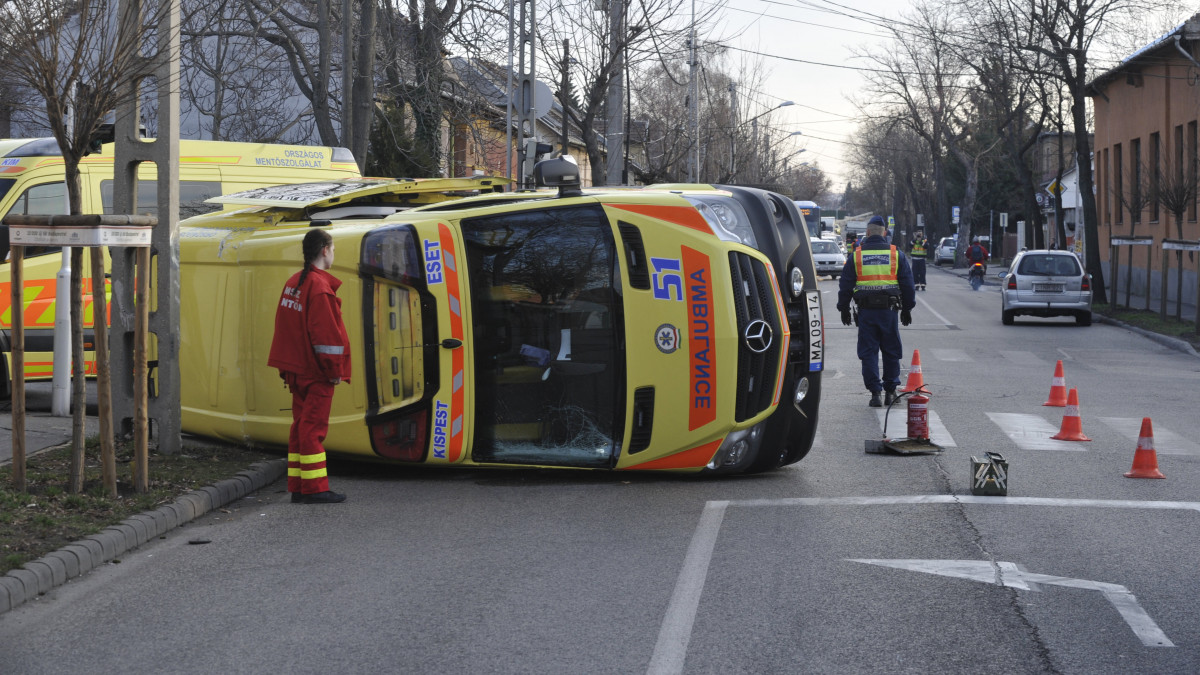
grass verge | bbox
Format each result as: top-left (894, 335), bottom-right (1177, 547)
top-left (1, 440), bottom-right (274, 575)
top-left (1092, 303), bottom-right (1200, 350)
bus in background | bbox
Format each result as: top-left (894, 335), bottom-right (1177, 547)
top-left (0, 138), bottom-right (362, 394)
top-left (793, 200), bottom-right (821, 239)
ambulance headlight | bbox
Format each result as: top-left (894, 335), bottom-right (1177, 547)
top-left (790, 267), bottom-right (804, 297)
top-left (685, 196), bottom-right (758, 249)
top-left (707, 422), bottom-right (767, 469)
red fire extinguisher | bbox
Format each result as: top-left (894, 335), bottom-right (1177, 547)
top-left (907, 392), bottom-right (930, 440)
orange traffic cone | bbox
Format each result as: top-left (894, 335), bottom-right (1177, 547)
top-left (899, 350), bottom-right (925, 393)
top-left (1125, 417), bottom-right (1166, 479)
top-left (1050, 388), bottom-right (1091, 441)
top-left (1043, 360), bottom-right (1068, 407)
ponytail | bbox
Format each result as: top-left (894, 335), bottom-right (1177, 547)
top-left (297, 228), bottom-right (333, 288)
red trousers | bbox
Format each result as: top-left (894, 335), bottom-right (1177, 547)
top-left (285, 374), bottom-right (334, 495)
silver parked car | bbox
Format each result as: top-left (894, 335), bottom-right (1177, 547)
top-left (810, 237), bottom-right (847, 278)
top-left (1000, 250), bottom-right (1093, 325)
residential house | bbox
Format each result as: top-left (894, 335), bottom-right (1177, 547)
top-left (1089, 14), bottom-right (1200, 309)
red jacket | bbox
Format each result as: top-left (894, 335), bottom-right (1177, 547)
top-left (268, 267), bottom-right (351, 382)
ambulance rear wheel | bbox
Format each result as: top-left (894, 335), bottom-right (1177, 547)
top-left (0, 358), bottom-right (10, 400)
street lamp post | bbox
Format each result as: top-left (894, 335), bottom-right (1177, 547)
top-left (733, 100), bottom-right (793, 184)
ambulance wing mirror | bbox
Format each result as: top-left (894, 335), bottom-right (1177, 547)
top-left (534, 155), bottom-right (582, 198)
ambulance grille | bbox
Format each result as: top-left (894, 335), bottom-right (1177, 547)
top-left (728, 253), bottom-right (782, 422)
top-left (628, 387), bottom-right (655, 454)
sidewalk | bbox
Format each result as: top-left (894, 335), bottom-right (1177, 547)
top-left (0, 382), bottom-right (99, 466)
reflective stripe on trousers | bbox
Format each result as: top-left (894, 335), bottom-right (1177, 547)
top-left (286, 375), bottom-right (334, 495)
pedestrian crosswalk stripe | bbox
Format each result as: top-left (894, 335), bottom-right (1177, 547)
top-left (931, 349), bottom-right (970, 362)
top-left (876, 409), bottom-right (956, 447)
top-left (986, 413), bottom-right (1089, 452)
top-left (999, 351), bottom-right (1046, 367)
top-left (1098, 417), bottom-right (1200, 456)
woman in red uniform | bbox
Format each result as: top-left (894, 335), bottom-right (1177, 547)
top-left (268, 229), bottom-right (351, 504)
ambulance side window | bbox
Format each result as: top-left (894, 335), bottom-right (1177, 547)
top-left (11, 181), bottom-right (68, 216)
top-left (99, 180), bottom-right (222, 219)
top-left (2, 181), bottom-right (67, 260)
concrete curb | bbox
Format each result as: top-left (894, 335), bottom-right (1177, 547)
top-left (1094, 314), bottom-right (1200, 359)
top-left (0, 458), bottom-right (285, 616)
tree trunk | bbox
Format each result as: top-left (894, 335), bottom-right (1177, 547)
top-left (62, 156), bottom-right (87, 494)
top-left (350, 0), bottom-right (376, 172)
top-left (311, 0), bottom-right (339, 146)
top-left (1071, 74), bottom-right (1107, 304)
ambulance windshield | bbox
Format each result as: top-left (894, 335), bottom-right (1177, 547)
top-left (461, 205), bottom-right (624, 468)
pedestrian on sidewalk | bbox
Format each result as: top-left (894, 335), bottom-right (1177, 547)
top-left (268, 228), bottom-right (351, 504)
top-left (837, 216), bottom-right (916, 408)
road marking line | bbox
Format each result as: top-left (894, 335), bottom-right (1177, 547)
top-left (915, 295), bottom-right (956, 329)
top-left (651, 496), bottom-right (1200, 671)
top-left (849, 559), bottom-right (1174, 647)
top-left (877, 408), bottom-right (956, 447)
top-left (727, 495), bottom-right (1200, 511)
top-left (646, 500), bottom-right (728, 675)
top-left (987, 412), bottom-right (1089, 451)
top-left (1098, 417), bottom-right (1200, 456)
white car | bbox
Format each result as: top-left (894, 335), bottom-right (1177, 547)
top-left (810, 237), bottom-right (847, 278)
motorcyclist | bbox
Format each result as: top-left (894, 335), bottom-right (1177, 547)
top-left (965, 237), bottom-right (988, 273)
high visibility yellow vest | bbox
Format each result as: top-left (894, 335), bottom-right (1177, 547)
top-left (911, 239), bottom-right (926, 256)
top-left (854, 245), bottom-right (900, 295)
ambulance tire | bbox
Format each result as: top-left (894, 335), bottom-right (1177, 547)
top-left (0, 356), bottom-right (9, 400)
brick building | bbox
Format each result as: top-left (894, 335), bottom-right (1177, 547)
top-left (1089, 14), bottom-right (1200, 309)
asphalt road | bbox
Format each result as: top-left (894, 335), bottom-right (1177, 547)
top-left (2, 264), bottom-right (1199, 674)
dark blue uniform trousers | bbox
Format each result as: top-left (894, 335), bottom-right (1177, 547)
top-left (856, 307), bottom-right (903, 392)
top-left (911, 258), bottom-right (926, 287)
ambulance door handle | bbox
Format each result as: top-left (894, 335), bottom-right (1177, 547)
top-left (441, 338), bottom-right (462, 349)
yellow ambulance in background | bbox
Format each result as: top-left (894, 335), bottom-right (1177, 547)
top-left (0, 138), bottom-right (361, 393)
top-left (176, 158), bottom-right (825, 474)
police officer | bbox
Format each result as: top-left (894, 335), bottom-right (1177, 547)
top-left (268, 228), bottom-right (352, 504)
top-left (908, 229), bottom-right (928, 291)
top-left (837, 216), bottom-right (916, 408)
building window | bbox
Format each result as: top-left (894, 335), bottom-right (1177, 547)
top-left (1114, 143), bottom-right (1123, 225)
top-left (1103, 148), bottom-right (1110, 226)
top-left (1131, 137), bottom-right (1142, 225)
top-left (1150, 132), bottom-right (1160, 222)
top-left (1189, 121), bottom-right (1198, 222)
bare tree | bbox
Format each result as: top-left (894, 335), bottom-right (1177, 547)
top-left (1007, 0), bottom-right (1178, 304)
top-left (1113, 159), bottom-right (1155, 233)
top-left (859, 1), bottom-right (973, 253)
top-left (1, 0), bottom-right (170, 493)
top-left (1155, 148), bottom-right (1199, 320)
top-left (181, 0), bottom-right (312, 142)
top-left (538, 0), bottom-right (721, 185)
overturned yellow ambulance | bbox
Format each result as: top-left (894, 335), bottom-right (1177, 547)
top-left (179, 159), bottom-right (824, 473)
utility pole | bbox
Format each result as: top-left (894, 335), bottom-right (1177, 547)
top-left (605, 0), bottom-right (625, 185)
top-left (728, 82), bottom-right (737, 182)
top-left (686, 0), bottom-right (698, 182)
top-left (559, 40), bottom-right (571, 156)
top-left (515, 0), bottom-right (537, 189)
